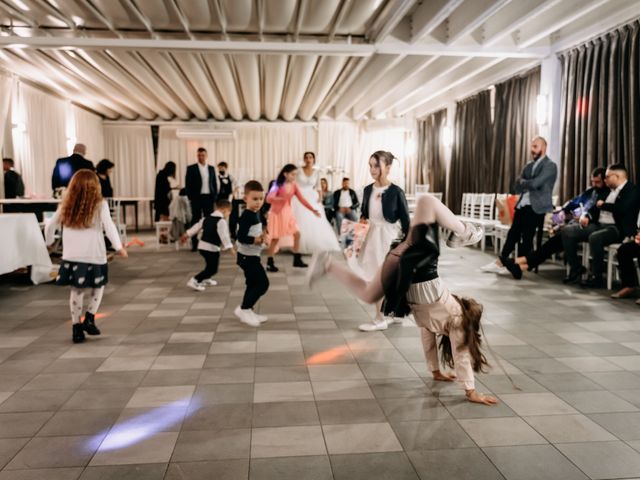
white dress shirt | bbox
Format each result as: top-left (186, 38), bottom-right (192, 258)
top-left (338, 189), bottom-right (353, 208)
top-left (599, 180), bottom-right (627, 225)
top-left (185, 211), bottom-right (233, 252)
top-left (198, 162), bottom-right (210, 194)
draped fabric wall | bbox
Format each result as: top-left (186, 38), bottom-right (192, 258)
top-left (490, 67), bottom-right (540, 194)
top-left (559, 20), bottom-right (640, 200)
top-left (157, 124), bottom-right (317, 189)
top-left (0, 73), bottom-right (14, 198)
top-left (103, 125), bottom-right (154, 198)
top-left (12, 83), bottom-right (68, 197)
top-left (447, 90), bottom-right (492, 212)
top-left (73, 105), bottom-right (104, 162)
top-left (417, 109), bottom-right (447, 194)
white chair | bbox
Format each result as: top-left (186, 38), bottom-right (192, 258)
top-left (107, 199), bottom-right (127, 245)
top-left (155, 220), bottom-right (178, 251)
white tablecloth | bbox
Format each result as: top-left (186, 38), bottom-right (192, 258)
top-left (0, 213), bottom-right (55, 284)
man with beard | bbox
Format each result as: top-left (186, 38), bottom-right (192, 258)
top-left (481, 137), bottom-right (558, 275)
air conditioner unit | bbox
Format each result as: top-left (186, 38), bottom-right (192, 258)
top-left (175, 129), bottom-right (236, 140)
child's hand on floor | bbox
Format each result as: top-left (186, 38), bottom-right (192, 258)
top-left (466, 389), bottom-right (498, 405)
top-left (432, 370), bottom-right (456, 382)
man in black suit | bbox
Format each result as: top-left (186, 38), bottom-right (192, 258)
top-left (51, 143), bottom-right (94, 196)
top-left (333, 177), bottom-right (359, 234)
top-left (185, 147), bottom-right (218, 251)
top-left (578, 163), bottom-right (640, 288)
top-left (3, 158), bottom-right (25, 199)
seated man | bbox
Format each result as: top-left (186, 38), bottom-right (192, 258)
top-left (565, 164), bottom-right (640, 288)
top-left (613, 231), bottom-right (640, 305)
top-left (333, 177), bottom-right (359, 234)
top-left (502, 167), bottom-right (608, 279)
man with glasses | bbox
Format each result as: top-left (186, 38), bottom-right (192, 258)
top-left (562, 163), bottom-right (640, 287)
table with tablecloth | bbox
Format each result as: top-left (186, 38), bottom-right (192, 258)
top-left (0, 213), bottom-right (55, 284)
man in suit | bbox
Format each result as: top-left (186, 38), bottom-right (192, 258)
top-left (482, 136), bottom-right (558, 274)
top-left (3, 158), bottom-right (25, 199)
top-left (562, 163), bottom-right (640, 288)
top-left (333, 177), bottom-right (360, 234)
top-left (51, 143), bottom-right (94, 196)
top-left (185, 147), bottom-right (218, 251)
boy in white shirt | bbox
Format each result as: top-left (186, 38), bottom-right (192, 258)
top-left (181, 199), bottom-right (234, 291)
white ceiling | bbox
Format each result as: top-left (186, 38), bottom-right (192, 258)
top-left (0, 0), bottom-right (638, 121)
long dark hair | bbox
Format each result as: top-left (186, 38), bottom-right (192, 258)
top-left (276, 163), bottom-right (297, 186)
top-left (440, 295), bottom-right (489, 373)
top-left (163, 161), bottom-right (176, 178)
top-left (370, 150), bottom-right (395, 167)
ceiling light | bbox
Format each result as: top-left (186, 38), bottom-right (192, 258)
top-left (71, 15), bottom-right (84, 26)
top-left (175, 129), bottom-right (236, 140)
top-left (7, 43), bottom-right (28, 49)
top-left (11, 0), bottom-right (30, 11)
top-left (12, 27), bottom-right (32, 37)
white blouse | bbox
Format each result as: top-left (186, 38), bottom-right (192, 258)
top-left (45, 200), bottom-right (123, 265)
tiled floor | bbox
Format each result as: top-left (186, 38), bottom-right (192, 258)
top-left (1, 241), bottom-right (640, 480)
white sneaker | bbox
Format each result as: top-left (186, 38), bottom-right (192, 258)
top-left (359, 319), bottom-right (389, 332)
top-left (306, 251), bottom-right (329, 288)
top-left (446, 222), bottom-right (483, 248)
top-left (252, 311), bottom-right (268, 323)
top-left (186, 277), bottom-right (205, 291)
top-left (201, 279), bottom-right (218, 286)
top-left (234, 306), bottom-right (261, 327)
top-left (387, 316), bottom-right (403, 325)
top-left (480, 261), bottom-right (507, 275)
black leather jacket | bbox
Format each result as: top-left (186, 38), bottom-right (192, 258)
top-left (381, 223), bottom-right (440, 317)
top-left (361, 183), bottom-right (410, 238)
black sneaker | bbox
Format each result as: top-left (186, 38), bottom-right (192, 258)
top-left (82, 312), bottom-right (101, 335)
top-left (581, 275), bottom-right (604, 289)
top-left (72, 324), bottom-right (86, 343)
top-left (267, 257), bottom-right (279, 272)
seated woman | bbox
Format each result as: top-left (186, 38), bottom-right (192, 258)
top-left (307, 194), bottom-right (498, 405)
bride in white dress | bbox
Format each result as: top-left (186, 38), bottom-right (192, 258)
top-left (291, 152), bottom-right (341, 254)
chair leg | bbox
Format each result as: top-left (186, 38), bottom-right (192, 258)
top-left (156, 227), bottom-right (160, 251)
top-left (607, 251), bottom-right (613, 291)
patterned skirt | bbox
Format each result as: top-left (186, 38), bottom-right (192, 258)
top-left (55, 261), bottom-right (108, 289)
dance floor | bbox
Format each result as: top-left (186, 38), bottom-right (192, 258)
top-left (1, 244), bottom-right (640, 480)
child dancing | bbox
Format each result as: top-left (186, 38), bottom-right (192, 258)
top-left (265, 164), bottom-right (321, 272)
top-left (308, 194), bottom-right (498, 405)
top-left (181, 199), bottom-right (234, 291)
top-left (235, 181), bottom-right (270, 327)
top-left (45, 169), bottom-right (128, 343)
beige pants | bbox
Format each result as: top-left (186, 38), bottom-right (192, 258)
top-left (411, 288), bottom-right (475, 390)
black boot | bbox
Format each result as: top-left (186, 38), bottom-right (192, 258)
top-left (293, 253), bottom-right (308, 268)
top-left (581, 274), bottom-right (604, 289)
top-left (83, 312), bottom-right (101, 335)
top-left (563, 265), bottom-right (586, 284)
top-left (72, 324), bottom-right (85, 343)
top-left (266, 257), bottom-right (279, 272)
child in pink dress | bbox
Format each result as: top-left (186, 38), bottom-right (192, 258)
top-left (265, 163), bottom-right (321, 272)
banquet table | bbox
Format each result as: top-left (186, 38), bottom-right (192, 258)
top-left (0, 213), bottom-right (55, 284)
top-left (0, 197), bottom-right (154, 231)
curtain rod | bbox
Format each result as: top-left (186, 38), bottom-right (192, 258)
top-left (554, 17), bottom-right (640, 56)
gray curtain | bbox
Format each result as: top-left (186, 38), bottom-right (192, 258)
top-left (447, 90), bottom-right (492, 213)
top-left (490, 67), bottom-right (540, 194)
top-left (559, 20), bottom-right (640, 199)
top-left (417, 108), bottom-right (447, 194)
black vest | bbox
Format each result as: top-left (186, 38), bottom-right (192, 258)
top-left (202, 216), bottom-right (222, 246)
top-left (218, 175), bottom-right (233, 199)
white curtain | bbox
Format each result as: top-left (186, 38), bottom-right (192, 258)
top-left (12, 83), bottom-right (68, 197)
top-left (0, 73), bottom-right (14, 198)
top-left (73, 105), bottom-right (104, 162)
top-left (157, 124), bottom-right (317, 189)
top-left (103, 125), bottom-right (154, 198)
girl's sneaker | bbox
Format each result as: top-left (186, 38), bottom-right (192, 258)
top-left (201, 279), bottom-right (218, 286)
top-left (234, 306), bottom-right (260, 327)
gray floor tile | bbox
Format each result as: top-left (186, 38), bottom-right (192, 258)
top-left (316, 399), bottom-right (386, 425)
top-left (330, 452), bottom-right (419, 480)
top-left (484, 444), bottom-right (588, 480)
top-left (165, 460), bottom-right (248, 480)
top-left (251, 426), bottom-right (326, 458)
top-left (0, 412), bottom-right (54, 438)
top-left (392, 419), bottom-right (475, 451)
top-left (557, 390), bottom-right (639, 413)
top-left (171, 429), bottom-right (251, 461)
top-left (407, 448), bottom-right (504, 480)
top-left (78, 464), bottom-right (167, 480)
top-left (524, 414), bottom-right (616, 443)
top-left (183, 403), bottom-right (252, 430)
top-left (250, 456), bottom-right (332, 480)
top-left (252, 401), bottom-right (319, 427)
top-left (0, 438), bottom-right (30, 469)
top-left (195, 383), bottom-right (254, 404)
top-left (556, 441), bottom-right (640, 479)
top-left (6, 435), bottom-right (98, 469)
top-left (459, 417), bottom-right (547, 447)
top-left (588, 412), bottom-right (640, 441)
top-left (37, 409), bottom-right (121, 436)
top-left (90, 431), bottom-right (178, 466)
top-left (0, 467), bottom-right (82, 480)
